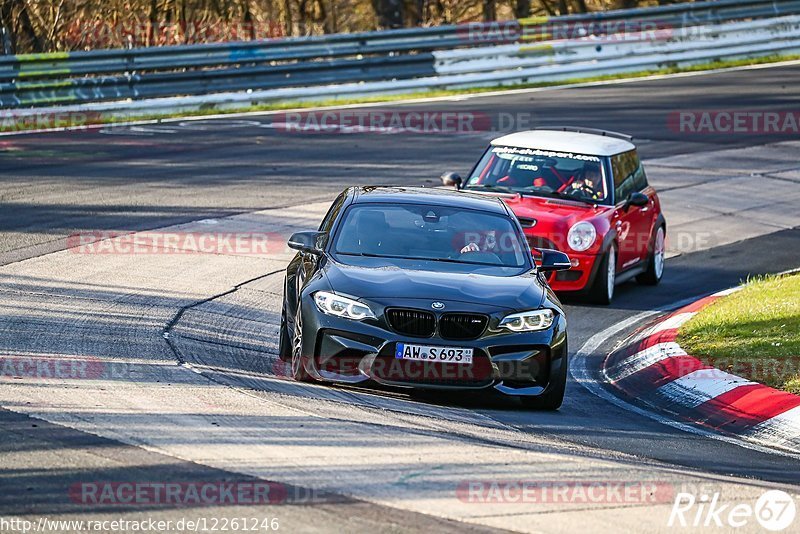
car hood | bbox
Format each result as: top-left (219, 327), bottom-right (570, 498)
top-left (503, 194), bottom-right (609, 228)
top-left (322, 258), bottom-right (546, 311)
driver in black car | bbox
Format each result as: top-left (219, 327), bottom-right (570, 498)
top-left (460, 230), bottom-right (496, 254)
top-left (570, 162), bottom-right (605, 201)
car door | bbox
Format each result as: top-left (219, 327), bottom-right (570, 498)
top-left (611, 150), bottom-right (655, 271)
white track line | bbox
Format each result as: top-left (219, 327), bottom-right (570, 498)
top-left (656, 370), bottom-right (755, 409)
top-left (605, 342), bottom-right (687, 383)
top-left (649, 312), bottom-right (697, 334)
top-left (744, 406), bottom-right (800, 450)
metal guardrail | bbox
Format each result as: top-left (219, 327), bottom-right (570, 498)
top-left (1, 0), bottom-right (799, 109)
top-left (434, 16), bottom-right (800, 83)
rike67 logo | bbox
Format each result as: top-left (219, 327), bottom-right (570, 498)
top-left (669, 490), bottom-right (797, 531)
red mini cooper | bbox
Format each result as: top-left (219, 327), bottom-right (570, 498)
top-left (442, 127), bottom-right (665, 304)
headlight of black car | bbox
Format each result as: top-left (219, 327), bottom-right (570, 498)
top-left (314, 291), bottom-right (376, 321)
top-left (498, 309), bottom-right (555, 332)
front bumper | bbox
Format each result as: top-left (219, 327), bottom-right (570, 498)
top-left (545, 251), bottom-right (601, 293)
top-left (297, 299), bottom-right (568, 398)
top-left (526, 232), bottom-right (601, 293)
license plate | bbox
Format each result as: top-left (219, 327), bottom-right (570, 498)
top-left (395, 343), bottom-right (473, 364)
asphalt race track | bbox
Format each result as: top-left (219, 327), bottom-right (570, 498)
top-left (1, 63), bottom-right (800, 532)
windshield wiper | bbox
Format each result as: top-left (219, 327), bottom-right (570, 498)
top-left (538, 190), bottom-right (597, 205)
top-left (341, 252), bottom-right (465, 263)
top-left (339, 252), bottom-right (511, 268)
top-left (337, 252), bottom-right (391, 258)
top-left (463, 184), bottom-right (518, 194)
top-left (466, 184), bottom-right (592, 203)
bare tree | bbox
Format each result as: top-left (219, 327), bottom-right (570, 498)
top-left (2, 0), bottom-right (45, 52)
top-left (482, 0), bottom-right (496, 21)
top-left (515, 0), bottom-right (531, 18)
top-left (0, 0), bottom-right (657, 53)
top-left (372, 0), bottom-right (404, 28)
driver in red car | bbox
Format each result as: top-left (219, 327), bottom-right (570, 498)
top-left (570, 162), bottom-right (605, 201)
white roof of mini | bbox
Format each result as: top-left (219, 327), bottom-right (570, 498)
top-left (491, 130), bottom-right (635, 157)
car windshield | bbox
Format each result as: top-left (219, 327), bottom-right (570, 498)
top-left (332, 203), bottom-right (528, 268)
top-left (464, 145), bottom-right (609, 203)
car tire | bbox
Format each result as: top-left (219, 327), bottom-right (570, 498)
top-left (519, 354), bottom-right (567, 411)
top-left (587, 244), bottom-right (616, 305)
top-left (636, 225), bottom-right (665, 286)
top-left (278, 305), bottom-right (292, 362)
top-left (290, 303), bottom-right (312, 382)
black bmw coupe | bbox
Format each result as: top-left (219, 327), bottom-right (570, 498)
top-left (279, 186), bottom-right (571, 409)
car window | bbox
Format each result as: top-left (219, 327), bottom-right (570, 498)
top-left (611, 150), bottom-right (648, 203)
top-left (318, 192), bottom-right (347, 233)
top-left (464, 145), bottom-right (609, 204)
top-left (332, 203), bottom-right (529, 269)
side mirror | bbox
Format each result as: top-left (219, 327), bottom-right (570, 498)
top-left (441, 172), bottom-right (462, 189)
top-left (288, 231), bottom-right (326, 255)
top-left (538, 248), bottom-right (572, 272)
top-left (626, 192), bottom-right (649, 209)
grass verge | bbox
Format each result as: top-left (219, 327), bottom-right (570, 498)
top-left (2, 53), bottom-right (799, 134)
top-left (677, 273), bottom-right (800, 394)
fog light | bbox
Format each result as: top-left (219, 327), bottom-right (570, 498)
top-left (571, 258), bottom-right (580, 267)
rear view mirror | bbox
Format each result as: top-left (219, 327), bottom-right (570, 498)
top-left (288, 231), bottom-right (326, 255)
top-left (626, 192), bottom-right (649, 209)
top-left (538, 249), bottom-right (572, 272)
top-left (441, 172), bottom-right (462, 189)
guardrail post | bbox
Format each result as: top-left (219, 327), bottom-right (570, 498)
top-left (1, 27), bottom-right (12, 56)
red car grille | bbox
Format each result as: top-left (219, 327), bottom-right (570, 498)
top-left (527, 235), bottom-right (559, 251)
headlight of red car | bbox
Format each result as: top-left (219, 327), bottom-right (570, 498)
top-left (567, 221), bottom-right (597, 252)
